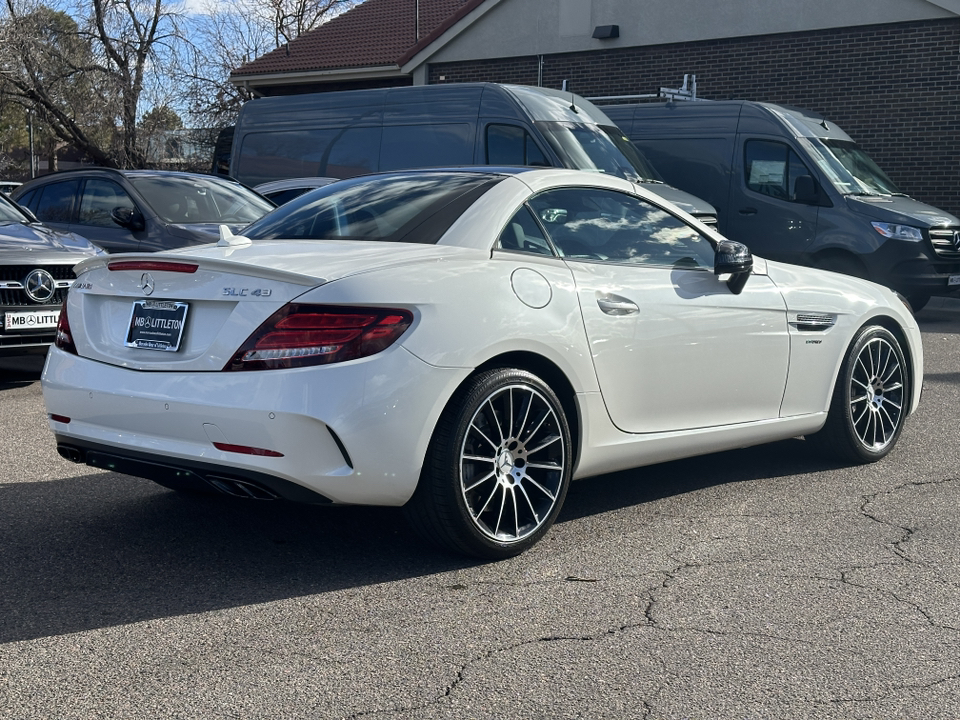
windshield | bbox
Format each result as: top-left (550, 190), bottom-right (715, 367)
top-left (128, 175), bottom-right (273, 224)
top-left (803, 138), bottom-right (900, 196)
top-left (243, 172), bottom-right (501, 244)
top-left (535, 122), bottom-right (661, 182)
top-left (0, 193), bottom-right (28, 224)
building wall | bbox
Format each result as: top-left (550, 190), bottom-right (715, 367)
top-left (424, 0), bottom-right (955, 64)
top-left (428, 19), bottom-right (960, 218)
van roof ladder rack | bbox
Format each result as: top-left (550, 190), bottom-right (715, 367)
top-left (587, 74), bottom-right (710, 104)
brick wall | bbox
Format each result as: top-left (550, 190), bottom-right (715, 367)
top-left (428, 19), bottom-right (960, 217)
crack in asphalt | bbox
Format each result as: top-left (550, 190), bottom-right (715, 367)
top-left (344, 477), bottom-right (960, 719)
top-left (808, 672), bottom-right (960, 705)
top-left (859, 476), bottom-right (957, 563)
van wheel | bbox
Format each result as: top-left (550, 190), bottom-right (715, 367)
top-left (807, 325), bottom-right (908, 463)
top-left (404, 368), bottom-right (572, 560)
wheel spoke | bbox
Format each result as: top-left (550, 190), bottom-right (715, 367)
top-left (526, 461), bottom-right (563, 471)
top-left (470, 422), bottom-right (498, 451)
top-left (878, 405), bottom-right (898, 434)
top-left (883, 381), bottom-right (903, 393)
top-left (516, 483), bottom-right (540, 524)
top-left (528, 434), bottom-right (561, 456)
top-left (507, 388), bottom-right (515, 440)
top-left (521, 410), bottom-right (549, 446)
top-left (516, 392), bottom-right (534, 443)
top-left (463, 454), bottom-right (495, 464)
top-left (486, 397), bottom-right (505, 444)
top-left (464, 469), bottom-right (496, 493)
top-left (476, 483), bottom-right (500, 518)
top-left (511, 487), bottom-right (520, 539)
top-left (849, 393), bottom-right (871, 406)
top-left (523, 474), bottom-right (557, 502)
top-left (494, 487), bottom-right (507, 537)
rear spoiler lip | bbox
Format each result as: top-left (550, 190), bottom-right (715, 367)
top-left (73, 253), bottom-right (324, 288)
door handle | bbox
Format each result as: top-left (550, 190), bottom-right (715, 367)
top-left (597, 296), bottom-right (639, 316)
top-left (739, 207), bottom-right (758, 215)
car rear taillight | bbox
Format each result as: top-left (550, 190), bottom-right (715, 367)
top-left (224, 304), bottom-right (413, 371)
top-left (55, 300), bottom-right (77, 355)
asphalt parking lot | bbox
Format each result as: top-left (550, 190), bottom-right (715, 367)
top-left (0, 299), bottom-right (958, 719)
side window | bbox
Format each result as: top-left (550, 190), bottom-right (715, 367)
top-left (77, 179), bottom-right (136, 227)
top-left (528, 187), bottom-right (715, 269)
top-left (380, 124), bottom-right (474, 171)
top-left (497, 205), bottom-right (554, 256)
top-left (486, 125), bottom-right (549, 167)
top-left (238, 127), bottom-right (381, 186)
top-left (33, 180), bottom-right (81, 223)
top-left (16, 189), bottom-right (37, 209)
top-left (745, 140), bottom-right (813, 203)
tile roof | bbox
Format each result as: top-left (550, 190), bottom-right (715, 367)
top-left (231, 0), bottom-right (478, 78)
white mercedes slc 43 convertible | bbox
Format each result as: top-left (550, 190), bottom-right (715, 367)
top-left (43, 168), bottom-right (923, 559)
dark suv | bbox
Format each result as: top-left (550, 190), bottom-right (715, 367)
top-left (13, 169), bottom-right (274, 254)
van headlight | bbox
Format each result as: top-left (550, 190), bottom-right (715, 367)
top-left (871, 222), bottom-right (924, 242)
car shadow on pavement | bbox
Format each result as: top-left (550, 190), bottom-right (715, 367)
top-left (560, 437), bottom-right (832, 522)
top-left (0, 437), bottom-right (835, 644)
top-left (0, 472), bottom-right (476, 644)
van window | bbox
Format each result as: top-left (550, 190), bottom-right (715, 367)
top-left (486, 125), bottom-right (549, 166)
top-left (380, 124), bottom-right (474, 171)
top-left (238, 127), bottom-right (380, 186)
top-left (744, 140), bottom-right (813, 203)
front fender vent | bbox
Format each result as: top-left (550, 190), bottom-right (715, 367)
top-left (791, 313), bottom-right (836, 332)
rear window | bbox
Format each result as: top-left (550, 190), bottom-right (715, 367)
top-left (243, 172), bottom-right (502, 244)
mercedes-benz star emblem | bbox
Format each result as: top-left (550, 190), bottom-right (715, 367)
top-left (23, 269), bottom-right (56, 303)
top-left (140, 272), bottom-right (155, 296)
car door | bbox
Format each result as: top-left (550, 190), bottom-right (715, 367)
top-left (725, 137), bottom-right (820, 264)
top-left (70, 178), bottom-right (141, 253)
top-left (529, 186), bottom-right (790, 434)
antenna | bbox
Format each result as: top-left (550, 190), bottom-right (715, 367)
top-left (561, 79), bottom-right (578, 113)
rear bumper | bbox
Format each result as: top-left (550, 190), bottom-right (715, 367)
top-left (42, 345), bottom-right (469, 506)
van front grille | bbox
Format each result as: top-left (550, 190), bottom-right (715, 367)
top-left (928, 228), bottom-right (960, 259)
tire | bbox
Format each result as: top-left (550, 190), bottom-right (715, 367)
top-left (807, 325), bottom-right (909, 464)
top-left (404, 368), bottom-right (572, 560)
top-left (906, 294), bottom-right (930, 313)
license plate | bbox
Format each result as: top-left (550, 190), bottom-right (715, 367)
top-left (4, 309), bottom-right (60, 332)
top-left (949, 274), bottom-right (960, 287)
top-left (125, 300), bottom-right (189, 351)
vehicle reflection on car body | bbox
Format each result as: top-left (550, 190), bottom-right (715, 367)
top-left (42, 168), bottom-right (923, 558)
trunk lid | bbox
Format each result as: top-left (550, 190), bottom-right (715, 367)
top-left (68, 240), bottom-right (475, 371)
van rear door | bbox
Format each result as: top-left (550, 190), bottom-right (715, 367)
top-left (725, 136), bottom-right (820, 264)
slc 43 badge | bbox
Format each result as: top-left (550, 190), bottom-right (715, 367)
top-left (223, 288), bottom-right (272, 297)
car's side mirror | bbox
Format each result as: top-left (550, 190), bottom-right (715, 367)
top-left (715, 239), bottom-right (753, 294)
top-left (111, 206), bottom-right (145, 232)
top-left (794, 174), bottom-right (819, 205)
